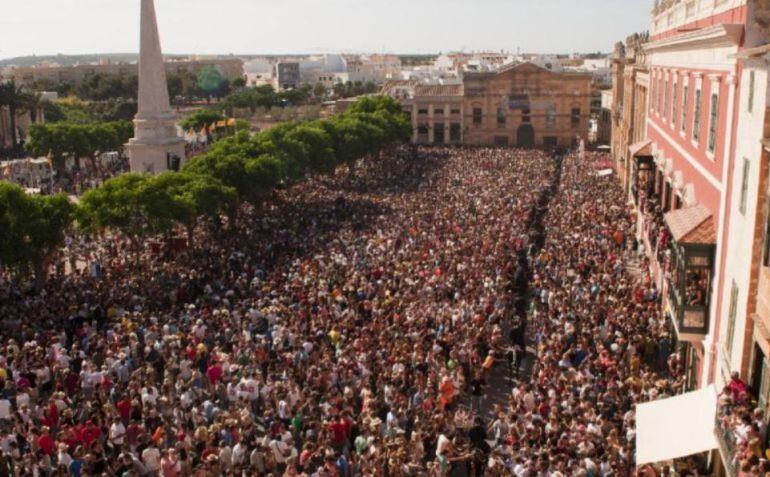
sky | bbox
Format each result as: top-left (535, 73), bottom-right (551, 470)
top-left (0, 0), bottom-right (652, 60)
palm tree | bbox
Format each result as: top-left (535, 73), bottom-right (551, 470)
top-left (0, 80), bottom-right (34, 154)
top-left (0, 80), bottom-right (42, 152)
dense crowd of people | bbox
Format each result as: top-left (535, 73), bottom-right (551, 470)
top-left (0, 146), bottom-right (684, 476)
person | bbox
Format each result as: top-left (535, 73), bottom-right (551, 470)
top-left (0, 147), bottom-right (684, 475)
top-left (728, 372), bottom-right (748, 397)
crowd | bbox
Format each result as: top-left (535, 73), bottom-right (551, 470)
top-left (516, 152), bottom-right (684, 475)
top-left (716, 372), bottom-right (769, 476)
top-left (0, 146), bottom-right (684, 476)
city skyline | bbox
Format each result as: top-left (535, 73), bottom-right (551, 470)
top-left (0, 0), bottom-right (652, 61)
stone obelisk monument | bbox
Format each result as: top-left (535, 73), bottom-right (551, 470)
top-left (127, 0), bottom-right (185, 173)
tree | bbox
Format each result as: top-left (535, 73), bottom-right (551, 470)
top-left (180, 110), bottom-right (225, 143)
top-left (136, 172), bottom-right (236, 243)
top-left (196, 66), bottom-right (229, 101)
top-left (25, 193), bottom-right (75, 289)
top-left (26, 121), bottom-right (133, 170)
top-left (0, 182), bottom-right (74, 288)
top-left (313, 83), bottom-right (327, 100)
top-left (78, 173), bottom-right (149, 237)
top-left (285, 123), bottom-right (335, 174)
top-left (0, 80), bottom-right (35, 153)
top-left (231, 77), bottom-right (247, 89)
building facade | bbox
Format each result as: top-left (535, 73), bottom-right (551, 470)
top-left (275, 62), bottom-right (301, 91)
top-left (610, 33), bottom-right (650, 195)
top-left (383, 63), bottom-right (593, 147)
top-left (614, 1), bottom-right (770, 472)
top-left (462, 63), bottom-right (592, 147)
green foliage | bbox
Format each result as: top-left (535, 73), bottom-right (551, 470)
top-left (44, 99), bottom-right (137, 124)
top-left (78, 173), bottom-right (149, 236)
top-left (196, 66), bottom-right (229, 98)
top-left (26, 121), bottom-right (133, 167)
top-left (74, 74), bottom-right (137, 101)
top-left (332, 81), bottom-right (378, 99)
top-left (71, 95), bottom-right (408, 250)
top-left (0, 182), bottom-right (74, 281)
top-left (218, 84), bottom-right (314, 114)
top-left (180, 110), bottom-right (225, 131)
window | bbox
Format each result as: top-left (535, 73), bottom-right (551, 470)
top-left (434, 107), bottom-right (444, 115)
top-left (693, 88), bottom-right (702, 142)
top-left (417, 124), bottom-right (429, 135)
top-left (571, 108), bottom-right (581, 128)
top-left (418, 108), bottom-right (428, 115)
top-left (672, 82), bottom-right (678, 127)
top-left (764, 206), bottom-right (770, 267)
top-left (434, 123), bottom-right (445, 144)
top-left (522, 108), bottom-right (531, 123)
top-left (473, 107), bottom-right (482, 125)
top-left (727, 282), bottom-right (739, 356)
top-left (681, 85), bottom-right (688, 132)
top-left (749, 71), bottom-right (756, 113)
top-left (497, 107), bottom-right (506, 127)
top-left (546, 104), bottom-right (557, 127)
top-left (740, 158), bottom-right (750, 215)
top-left (708, 93), bottom-right (719, 153)
top-left (663, 80), bottom-right (669, 119)
top-left (450, 109), bottom-right (460, 115)
top-left (658, 77), bottom-right (664, 112)
top-left (449, 123), bottom-right (461, 142)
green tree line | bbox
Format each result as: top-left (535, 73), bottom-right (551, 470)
top-left (0, 96), bottom-right (410, 288)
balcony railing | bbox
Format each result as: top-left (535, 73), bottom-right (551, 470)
top-left (715, 413), bottom-right (738, 477)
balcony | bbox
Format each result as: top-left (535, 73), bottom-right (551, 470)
top-left (663, 204), bottom-right (716, 339)
top-left (715, 380), bottom-right (765, 477)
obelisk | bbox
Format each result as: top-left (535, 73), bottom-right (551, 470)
top-left (127, 0), bottom-right (185, 174)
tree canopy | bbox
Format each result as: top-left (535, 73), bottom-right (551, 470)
top-left (0, 182), bottom-right (75, 285)
top-left (2, 95), bottom-right (411, 286)
top-left (26, 121), bottom-right (133, 168)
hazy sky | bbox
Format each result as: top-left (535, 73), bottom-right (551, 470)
top-left (1, 0), bottom-right (652, 60)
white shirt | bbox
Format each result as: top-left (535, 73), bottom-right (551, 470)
top-left (269, 439), bottom-right (289, 464)
top-left (142, 447), bottom-right (161, 471)
top-left (110, 422), bottom-right (126, 445)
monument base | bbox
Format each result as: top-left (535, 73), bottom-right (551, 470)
top-left (127, 139), bottom-right (186, 174)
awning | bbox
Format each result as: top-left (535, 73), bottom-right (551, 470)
top-left (591, 160), bottom-right (614, 170)
top-left (636, 385), bottom-right (718, 465)
top-left (664, 204), bottom-right (716, 245)
top-left (629, 139), bottom-right (652, 157)
top-left (596, 168), bottom-right (614, 177)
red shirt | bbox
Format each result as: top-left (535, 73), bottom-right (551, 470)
top-left (329, 421), bottom-right (347, 444)
top-left (206, 364), bottom-right (223, 385)
top-left (116, 399), bottom-right (131, 422)
top-left (37, 433), bottom-right (55, 456)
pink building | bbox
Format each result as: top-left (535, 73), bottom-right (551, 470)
top-left (632, 1), bottom-right (770, 472)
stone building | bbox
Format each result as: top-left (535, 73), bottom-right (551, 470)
top-left (609, 32), bottom-right (650, 195)
top-left (384, 62), bottom-right (593, 148)
top-left (462, 63), bottom-right (592, 148)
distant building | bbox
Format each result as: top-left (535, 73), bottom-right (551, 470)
top-left (384, 62), bottom-right (593, 148)
top-left (597, 89), bottom-right (613, 145)
top-left (275, 62), bottom-right (300, 90)
top-left (462, 63), bottom-right (592, 148)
